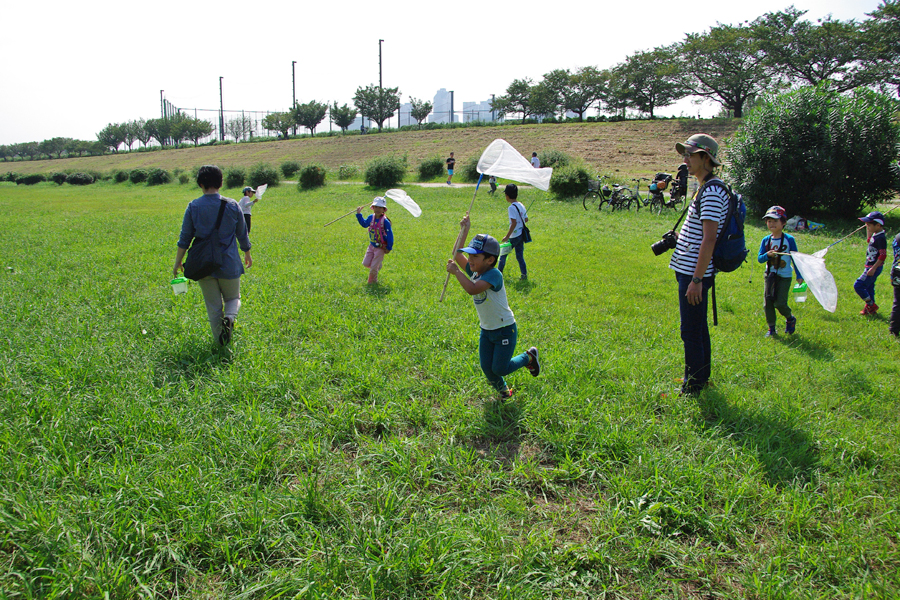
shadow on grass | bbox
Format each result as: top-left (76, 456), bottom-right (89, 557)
top-left (363, 282), bottom-right (391, 297)
top-left (775, 334), bottom-right (834, 361)
top-left (153, 341), bottom-right (230, 386)
top-left (510, 278), bottom-right (535, 295)
top-left (470, 397), bottom-right (525, 466)
top-left (696, 390), bottom-right (820, 488)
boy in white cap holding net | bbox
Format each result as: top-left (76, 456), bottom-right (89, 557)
top-left (239, 186), bottom-right (258, 234)
top-left (446, 216), bottom-right (540, 399)
top-left (356, 196), bottom-right (393, 284)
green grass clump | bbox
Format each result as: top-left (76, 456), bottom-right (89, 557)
top-left (0, 181), bottom-right (898, 598)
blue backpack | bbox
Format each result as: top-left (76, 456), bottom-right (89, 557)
top-left (697, 179), bottom-right (748, 273)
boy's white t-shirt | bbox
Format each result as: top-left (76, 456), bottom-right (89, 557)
top-left (466, 265), bottom-right (515, 330)
top-left (507, 201), bottom-right (528, 238)
top-left (239, 196), bottom-right (255, 215)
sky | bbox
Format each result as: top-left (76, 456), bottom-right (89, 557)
top-left (0, 0), bottom-right (884, 146)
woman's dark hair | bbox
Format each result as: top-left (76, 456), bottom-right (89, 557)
top-left (197, 165), bottom-right (223, 189)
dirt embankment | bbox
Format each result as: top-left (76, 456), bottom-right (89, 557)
top-left (7, 119), bottom-right (740, 179)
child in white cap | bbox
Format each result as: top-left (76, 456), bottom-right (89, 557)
top-left (356, 196), bottom-right (393, 284)
top-left (238, 186), bottom-right (258, 234)
top-left (446, 216), bottom-right (540, 399)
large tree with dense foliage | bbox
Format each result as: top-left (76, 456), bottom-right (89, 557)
top-left (614, 45), bottom-right (687, 117)
top-left (330, 102), bottom-right (357, 132)
top-left (97, 123), bottom-right (126, 153)
top-left (863, 0), bottom-right (900, 97)
top-left (353, 85), bottom-right (401, 131)
top-left (262, 112), bottom-right (294, 139)
top-left (409, 97), bottom-right (433, 126)
top-left (492, 78), bottom-right (537, 124)
top-left (727, 85), bottom-right (900, 218)
top-left (291, 100), bottom-right (328, 135)
top-left (681, 22), bottom-right (773, 118)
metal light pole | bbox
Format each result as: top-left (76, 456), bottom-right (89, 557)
top-left (219, 77), bottom-right (224, 141)
top-left (160, 90), bottom-right (164, 118)
top-left (292, 60), bottom-right (297, 107)
top-left (379, 39), bottom-right (384, 128)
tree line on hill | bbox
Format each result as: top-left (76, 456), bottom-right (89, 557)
top-left (1, 3), bottom-right (897, 163)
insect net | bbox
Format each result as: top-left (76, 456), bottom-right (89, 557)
top-left (477, 139), bottom-right (553, 191)
top-left (790, 251), bottom-right (838, 313)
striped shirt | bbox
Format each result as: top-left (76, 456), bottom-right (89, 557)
top-left (669, 179), bottom-right (729, 277)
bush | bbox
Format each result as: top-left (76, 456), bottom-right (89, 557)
top-left (298, 164), bottom-right (327, 189)
top-left (248, 163), bottom-right (280, 188)
top-left (15, 174), bottom-right (46, 185)
top-left (549, 164), bottom-right (591, 198)
top-left (88, 170), bottom-right (106, 182)
top-left (338, 165), bottom-right (358, 180)
top-left (280, 160), bottom-right (301, 178)
top-left (114, 170), bottom-right (129, 183)
top-left (129, 169), bottom-right (148, 184)
top-left (65, 172), bottom-right (94, 185)
top-left (365, 155), bottom-right (407, 187)
top-left (538, 149), bottom-right (572, 169)
top-left (147, 168), bottom-right (172, 186)
top-left (417, 156), bottom-right (445, 180)
top-left (225, 167), bottom-right (245, 189)
top-left (460, 156), bottom-right (480, 183)
top-left (1, 172), bottom-right (20, 183)
top-left (728, 85), bottom-right (900, 218)
top-left (50, 172), bottom-right (68, 185)
top-left (178, 173), bottom-right (191, 185)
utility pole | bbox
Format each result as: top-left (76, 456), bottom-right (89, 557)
top-left (379, 39), bottom-right (384, 128)
top-left (291, 60), bottom-right (297, 137)
top-left (160, 90), bottom-right (164, 119)
top-left (219, 77), bottom-right (224, 141)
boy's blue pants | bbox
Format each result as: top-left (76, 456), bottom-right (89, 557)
top-left (479, 323), bottom-right (530, 392)
top-left (854, 266), bottom-right (883, 303)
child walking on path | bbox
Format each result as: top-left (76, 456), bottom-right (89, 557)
top-left (757, 206), bottom-right (803, 336)
top-left (446, 218), bottom-right (540, 399)
top-left (357, 196), bottom-right (393, 284)
top-left (499, 184), bottom-right (529, 280)
top-left (854, 211), bottom-right (887, 315)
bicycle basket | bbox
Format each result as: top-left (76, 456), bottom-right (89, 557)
top-left (601, 185), bottom-right (612, 198)
top-left (587, 179), bottom-right (600, 192)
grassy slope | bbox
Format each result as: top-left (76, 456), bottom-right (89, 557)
top-left (0, 180), bottom-right (898, 598)
top-left (5, 119), bottom-right (740, 179)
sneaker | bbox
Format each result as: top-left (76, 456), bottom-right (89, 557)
top-left (785, 316), bottom-right (796, 334)
top-left (525, 347), bottom-right (540, 377)
top-left (766, 325), bottom-right (777, 337)
top-left (520, 274), bottom-right (528, 281)
top-left (870, 303), bottom-right (879, 314)
top-left (219, 317), bottom-right (233, 346)
top-left (498, 387), bottom-right (515, 400)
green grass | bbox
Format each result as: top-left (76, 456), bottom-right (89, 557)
top-left (1, 180), bottom-right (898, 599)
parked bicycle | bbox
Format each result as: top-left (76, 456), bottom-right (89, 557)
top-left (615, 177), bottom-right (653, 211)
top-left (647, 167), bottom-right (688, 214)
top-left (583, 175), bottom-right (631, 211)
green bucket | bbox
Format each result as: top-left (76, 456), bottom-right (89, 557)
top-left (171, 276), bottom-right (188, 295)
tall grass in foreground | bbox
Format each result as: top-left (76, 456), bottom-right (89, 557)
top-left (0, 181), bottom-right (898, 599)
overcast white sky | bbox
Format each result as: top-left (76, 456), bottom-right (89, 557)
top-left (0, 0), bottom-right (883, 146)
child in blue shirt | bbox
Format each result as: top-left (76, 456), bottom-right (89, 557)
top-left (889, 231), bottom-right (900, 336)
top-left (757, 206), bottom-right (803, 336)
top-left (446, 217), bottom-right (540, 399)
top-left (854, 211), bottom-right (887, 315)
top-left (356, 196), bottom-right (393, 284)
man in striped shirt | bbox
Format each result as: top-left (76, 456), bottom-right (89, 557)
top-left (669, 134), bottom-right (728, 395)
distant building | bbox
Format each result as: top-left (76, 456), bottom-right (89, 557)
top-left (429, 89), bottom-right (456, 124)
top-left (462, 100), bottom-right (495, 123)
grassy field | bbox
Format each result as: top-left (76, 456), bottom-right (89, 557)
top-left (4, 119), bottom-right (741, 180)
top-left (1, 180), bottom-right (898, 599)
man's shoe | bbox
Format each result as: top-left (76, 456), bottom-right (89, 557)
top-left (525, 347), bottom-right (540, 377)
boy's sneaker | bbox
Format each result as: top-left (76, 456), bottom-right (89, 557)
top-left (785, 316), bottom-right (796, 334)
top-left (219, 317), bottom-right (233, 346)
top-left (498, 387), bottom-right (515, 400)
top-left (860, 303), bottom-right (879, 315)
top-left (766, 325), bottom-right (777, 337)
top-left (525, 347), bottom-right (540, 377)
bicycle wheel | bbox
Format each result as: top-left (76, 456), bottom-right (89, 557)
top-left (617, 190), bottom-right (635, 210)
top-left (582, 191), bottom-right (600, 210)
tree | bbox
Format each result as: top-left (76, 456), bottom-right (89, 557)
top-left (18, 142), bottom-right (40, 160)
top-left (262, 112), bottom-right (294, 138)
top-left (39, 137), bottom-right (71, 159)
top-left (540, 69), bottom-right (571, 119)
top-left (681, 22), bottom-right (773, 118)
top-left (291, 100), bottom-right (328, 135)
top-left (598, 68), bottom-right (629, 117)
top-left (183, 117), bottom-right (213, 146)
top-left (728, 85), bottom-right (900, 218)
top-left (529, 81), bottom-right (559, 121)
top-left (614, 45), bottom-right (687, 117)
top-left (226, 115), bottom-right (253, 142)
top-left (0, 145), bottom-right (10, 162)
top-left (409, 97), bottom-right (433, 126)
top-left (123, 121), bottom-right (139, 151)
top-left (753, 8), bottom-right (870, 93)
top-left (134, 118), bottom-right (152, 148)
top-left (144, 118), bottom-right (171, 147)
top-left (167, 113), bottom-right (193, 147)
top-left (862, 0), bottom-right (900, 97)
top-left (353, 84), bottom-right (401, 131)
top-left (493, 78), bottom-right (535, 124)
top-left (331, 102), bottom-right (357, 132)
top-left (97, 123), bottom-right (126, 153)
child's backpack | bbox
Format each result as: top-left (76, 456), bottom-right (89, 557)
top-left (697, 178), bottom-right (748, 273)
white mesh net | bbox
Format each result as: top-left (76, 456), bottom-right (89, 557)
top-left (477, 139), bottom-right (553, 191)
top-left (790, 251), bottom-right (838, 313)
top-left (385, 189), bottom-right (422, 217)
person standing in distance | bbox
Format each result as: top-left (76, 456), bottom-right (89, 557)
top-left (531, 152), bottom-right (540, 168)
top-left (668, 134), bottom-right (728, 395)
top-left (446, 152), bottom-right (456, 186)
